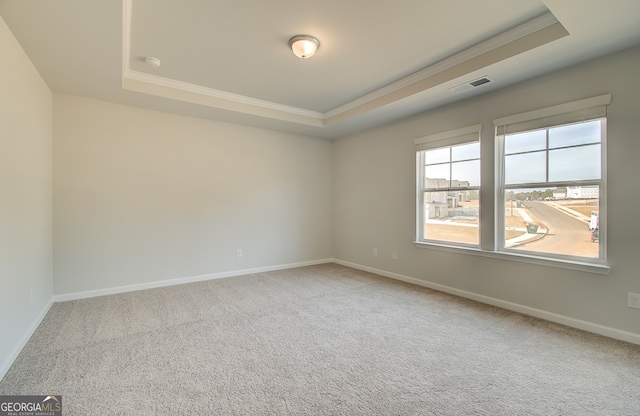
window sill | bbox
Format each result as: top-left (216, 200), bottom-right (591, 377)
top-left (413, 241), bottom-right (610, 275)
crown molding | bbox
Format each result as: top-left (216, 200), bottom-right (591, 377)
top-left (325, 12), bottom-right (562, 120)
top-left (323, 13), bottom-right (568, 126)
top-left (121, 0), bottom-right (323, 127)
top-left (122, 1), bottom-right (568, 128)
top-left (122, 69), bottom-right (325, 126)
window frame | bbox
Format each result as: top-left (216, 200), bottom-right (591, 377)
top-left (496, 119), bottom-right (607, 264)
top-left (494, 95), bottom-right (609, 267)
top-left (414, 124), bottom-right (482, 249)
top-left (413, 95), bottom-right (611, 275)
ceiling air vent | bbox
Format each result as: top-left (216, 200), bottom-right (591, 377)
top-left (449, 76), bottom-right (494, 94)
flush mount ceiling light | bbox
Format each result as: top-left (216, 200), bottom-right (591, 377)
top-left (145, 56), bottom-right (161, 68)
top-left (288, 35), bottom-right (320, 59)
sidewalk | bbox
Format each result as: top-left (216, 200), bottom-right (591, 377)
top-left (505, 207), bottom-right (547, 247)
top-left (426, 212), bottom-right (546, 248)
top-left (543, 201), bottom-right (590, 223)
top-left (425, 202), bottom-right (586, 248)
top-left (505, 225), bottom-right (547, 247)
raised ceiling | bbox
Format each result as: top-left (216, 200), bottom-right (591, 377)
top-left (1, 0), bottom-right (639, 138)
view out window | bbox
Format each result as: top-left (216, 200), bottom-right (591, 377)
top-left (495, 95), bottom-right (609, 265)
top-left (414, 96), bottom-right (609, 272)
top-left (415, 125), bottom-right (481, 247)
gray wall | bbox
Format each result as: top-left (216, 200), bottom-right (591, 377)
top-left (0, 16), bottom-right (53, 376)
top-left (333, 45), bottom-right (640, 336)
top-left (53, 94), bottom-right (333, 295)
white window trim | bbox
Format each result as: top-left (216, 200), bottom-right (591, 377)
top-left (412, 96), bottom-right (612, 275)
top-left (493, 94), bottom-right (611, 131)
top-left (414, 124), bottom-right (483, 148)
top-left (493, 94), bottom-right (610, 271)
top-left (412, 241), bottom-right (610, 275)
top-left (414, 124), bottom-right (482, 247)
top-left (496, 119), bottom-right (607, 263)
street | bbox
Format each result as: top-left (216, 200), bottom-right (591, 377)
top-left (516, 201), bottom-right (598, 258)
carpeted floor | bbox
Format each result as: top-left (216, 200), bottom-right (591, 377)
top-left (1, 263), bottom-right (639, 415)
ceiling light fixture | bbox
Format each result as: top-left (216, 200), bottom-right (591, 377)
top-left (288, 35), bottom-right (320, 59)
top-left (145, 56), bottom-right (161, 69)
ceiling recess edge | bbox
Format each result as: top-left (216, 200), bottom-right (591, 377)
top-left (121, 0), bottom-right (568, 128)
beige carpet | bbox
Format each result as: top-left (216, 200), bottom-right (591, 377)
top-left (1, 263), bottom-right (639, 415)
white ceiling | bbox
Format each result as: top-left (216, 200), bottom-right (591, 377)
top-left (1, 0), bottom-right (639, 139)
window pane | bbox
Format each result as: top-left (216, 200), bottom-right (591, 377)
top-left (549, 144), bottom-right (601, 182)
top-left (425, 164), bottom-right (450, 188)
top-left (549, 120), bottom-right (601, 149)
top-left (504, 130), bottom-right (546, 154)
top-left (419, 138), bottom-right (481, 248)
top-left (452, 160), bottom-right (480, 187)
top-left (425, 147), bottom-right (450, 164)
top-left (452, 142), bottom-right (479, 161)
top-left (504, 187), bottom-right (599, 258)
top-left (505, 151), bottom-right (546, 184)
top-left (423, 190), bottom-right (479, 245)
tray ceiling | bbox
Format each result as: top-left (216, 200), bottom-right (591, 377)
top-left (2, 0), bottom-right (639, 138)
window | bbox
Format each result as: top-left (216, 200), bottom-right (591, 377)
top-left (415, 125), bottom-right (481, 247)
top-left (414, 95), bottom-right (610, 274)
top-left (495, 94), bottom-right (609, 265)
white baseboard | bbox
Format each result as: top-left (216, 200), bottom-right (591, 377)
top-left (333, 259), bottom-right (640, 345)
top-left (5, 257), bottom-right (635, 384)
top-left (0, 299), bottom-right (54, 382)
top-left (2, 259), bottom-right (333, 382)
top-left (53, 258), bottom-right (334, 302)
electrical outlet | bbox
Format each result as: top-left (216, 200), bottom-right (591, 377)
top-left (237, 249), bottom-right (243, 258)
top-left (392, 251), bottom-right (398, 260)
top-left (372, 248), bottom-right (378, 257)
top-left (628, 292), bottom-right (640, 309)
